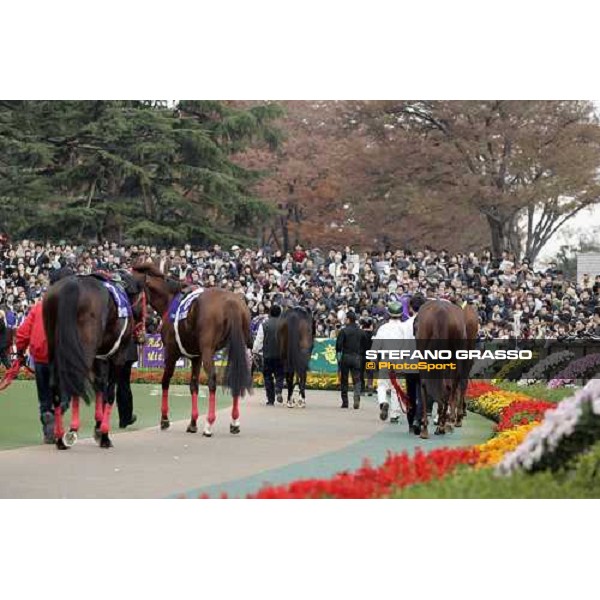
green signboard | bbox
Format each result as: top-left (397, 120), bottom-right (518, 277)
top-left (310, 338), bottom-right (338, 374)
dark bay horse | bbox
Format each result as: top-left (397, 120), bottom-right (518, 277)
top-left (43, 272), bottom-right (146, 449)
top-left (132, 263), bottom-right (252, 436)
top-left (415, 300), bottom-right (467, 439)
top-left (278, 307), bottom-right (314, 408)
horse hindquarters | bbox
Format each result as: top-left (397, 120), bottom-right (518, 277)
top-left (224, 301), bottom-right (252, 400)
top-left (52, 279), bottom-right (90, 400)
top-left (223, 300), bottom-right (252, 433)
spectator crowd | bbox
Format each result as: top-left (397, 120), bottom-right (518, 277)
top-left (2, 238), bottom-right (600, 350)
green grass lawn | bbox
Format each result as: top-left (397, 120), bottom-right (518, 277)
top-left (0, 381), bottom-right (230, 451)
top-left (495, 381), bottom-right (577, 403)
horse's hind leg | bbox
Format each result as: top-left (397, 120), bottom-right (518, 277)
top-left (202, 352), bottom-right (217, 437)
top-left (187, 357), bottom-right (201, 433)
top-left (93, 371), bottom-right (105, 441)
top-left (435, 384), bottom-right (451, 435)
top-left (297, 373), bottom-right (306, 408)
top-left (419, 382), bottom-right (429, 439)
top-left (160, 355), bottom-right (177, 430)
top-left (62, 395), bottom-right (80, 447)
top-left (97, 361), bottom-right (115, 449)
top-left (446, 381), bottom-right (459, 431)
top-left (230, 395), bottom-right (241, 434)
top-left (53, 395), bottom-right (68, 450)
top-left (286, 372), bottom-right (295, 408)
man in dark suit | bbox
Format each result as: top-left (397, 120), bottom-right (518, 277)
top-left (115, 338), bottom-right (139, 428)
top-left (359, 317), bottom-right (374, 396)
top-left (336, 312), bottom-right (364, 409)
top-left (252, 304), bottom-right (284, 405)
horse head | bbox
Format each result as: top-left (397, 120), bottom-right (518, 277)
top-left (131, 262), bottom-right (183, 318)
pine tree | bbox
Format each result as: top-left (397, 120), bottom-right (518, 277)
top-left (0, 100), bottom-right (283, 245)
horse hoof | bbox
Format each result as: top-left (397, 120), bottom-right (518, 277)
top-left (445, 423), bottom-right (454, 433)
top-left (454, 420), bottom-right (463, 428)
top-left (63, 430), bottom-right (78, 447)
top-left (276, 394), bottom-right (283, 404)
top-left (230, 424), bottom-right (241, 434)
top-left (100, 435), bottom-right (113, 449)
top-left (434, 426), bottom-right (445, 435)
top-left (287, 400), bottom-right (294, 408)
top-left (186, 423), bottom-right (198, 434)
top-left (297, 400), bottom-right (306, 409)
top-left (93, 428), bottom-right (102, 443)
top-left (419, 428), bottom-right (429, 440)
top-left (56, 438), bottom-right (69, 450)
top-left (202, 431), bottom-right (213, 438)
top-left (160, 418), bottom-right (170, 430)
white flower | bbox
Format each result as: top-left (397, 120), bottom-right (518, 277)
top-left (496, 381), bottom-right (600, 475)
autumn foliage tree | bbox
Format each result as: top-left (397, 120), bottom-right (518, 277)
top-left (348, 100), bottom-right (600, 260)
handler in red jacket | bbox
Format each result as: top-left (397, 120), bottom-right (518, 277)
top-left (15, 268), bottom-right (71, 443)
top-left (15, 300), bottom-right (56, 443)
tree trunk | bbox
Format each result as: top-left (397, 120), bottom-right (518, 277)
top-left (506, 213), bottom-right (522, 259)
top-left (486, 215), bottom-right (506, 257)
top-left (280, 211), bottom-right (289, 254)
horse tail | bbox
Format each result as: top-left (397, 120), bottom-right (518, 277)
top-left (54, 279), bottom-right (90, 400)
top-left (224, 300), bottom-right (252, 398)
top-left (286, 311), bottom-right (308, 376)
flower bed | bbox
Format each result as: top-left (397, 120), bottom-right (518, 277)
top-left (202, 380), bottom-right (556, 498)
top-left (243, 447), bottom-right (480, 499)
top-left (497, 379), bottom-right (600, 474)
top-left (496, 399), bottom-right (556, 432)
top-left (475, 422), bottom-right (539, 467)
top-left (547, 352), bottom-right (600, 389)
top-left (127, 369), bottom-right (339, 390)
top-left (492, 353), bottom-right (538, 383)
top-left (466, 389), bottom-right (534, 422)
top-left (520, 350), bottom-right (574, 383)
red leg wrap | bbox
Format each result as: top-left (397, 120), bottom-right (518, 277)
top-left (71, 396), bottom-right (80, 431)
top-left (54, 405), bottom-right (64, 439)
top-left (207, 390), bottom-right (216, 425)
top-left (161, 389), bottom-right (169, 419)
top-left (232, 396), bottom-right (240, 421)
top-left (100, 403), bottom-right (113, 434)
top-left (95, 392), bottom-right (104, 422)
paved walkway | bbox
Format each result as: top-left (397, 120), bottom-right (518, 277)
top-left (0, 390), bottom-right (492, 498)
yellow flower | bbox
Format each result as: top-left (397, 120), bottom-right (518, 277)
top-left (475, 422), bottom-right (539, 467)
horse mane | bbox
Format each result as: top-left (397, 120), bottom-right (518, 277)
top-left (132, 262), bottom-right (164, 279)
top-left (132, 262), bottom-right (183, 293)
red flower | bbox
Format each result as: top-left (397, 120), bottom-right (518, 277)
top-left (466, 381), bottom-right (499, 398)
top-left (497, 400), bottom-right (555, 432)
top-left (211, 447), bottom-right (482, 499)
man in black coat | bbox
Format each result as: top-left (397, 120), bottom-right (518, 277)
top-left (359, 317), bottom-right (374, 396)
top-left (115, 338), bottom-right (138, 428)
top-left (336, 312), bottom-right (365, 409)
top-left (252, 304), bottom-right (284, 405)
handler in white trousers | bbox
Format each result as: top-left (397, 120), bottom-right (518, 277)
top-left (371, 301), bottom-right (406, 423)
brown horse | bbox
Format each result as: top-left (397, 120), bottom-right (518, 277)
top-left (278, 307), bottom-right (314, 408)
top-left (132, 263), bottom-right (252, 436)
top-left (43, 272), bottom-right (146, 449)
top-left (415, 300), bottom-right (467, 439)
top-left (455, 303), bottom-right (479, 426)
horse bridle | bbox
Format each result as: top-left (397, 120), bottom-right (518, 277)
top-left (115, 269), bottom-right (148, 343)
top-left (130, 287), bottom-right (148, 343)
